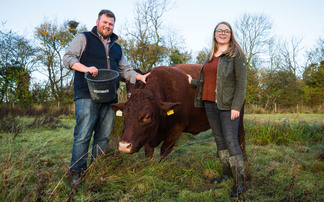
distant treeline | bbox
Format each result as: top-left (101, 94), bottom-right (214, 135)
top-left (0, 1), bottom-right (323, 112)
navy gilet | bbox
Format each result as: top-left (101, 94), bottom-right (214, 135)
top-left (73, 26), bottom-right (122, 102)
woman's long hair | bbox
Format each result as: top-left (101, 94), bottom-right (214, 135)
top-left (209, 21), bottom-right (245, 61)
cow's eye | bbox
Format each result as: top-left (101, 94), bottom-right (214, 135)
top-left (142, 114), bottom-right (151, 123)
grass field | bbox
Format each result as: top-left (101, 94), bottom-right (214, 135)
top-left (0, 113), bottom-right (323, 201)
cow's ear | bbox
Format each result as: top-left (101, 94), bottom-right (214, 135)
top-left (158, 101), bottom-right (181, 116)
top-left (111, 102), bottom-right (126, 112)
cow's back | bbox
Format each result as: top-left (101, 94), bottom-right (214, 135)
top-left (172, 64), bottom-right (210, 134)
top-left (145, 64), bottom-right (210, 135)
top-left (144, 66), bottom-right (192, 118)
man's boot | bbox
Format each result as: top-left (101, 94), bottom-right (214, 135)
top-left (229, 155), bottom-right (245, 197)
top-left (70, 170), bottom-right (81, 190)
top-left (211, 150), bottom-right (232, 184)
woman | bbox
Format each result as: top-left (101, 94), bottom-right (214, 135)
top-left (188, 21), bottom-right (247, 197)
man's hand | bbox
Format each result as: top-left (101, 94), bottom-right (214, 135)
top-left (86, 66), bottom-right (98, 77)
top-left (136, 72), bottom-right (151, 83)
top-left (71, 62), bottom-right (98, 77)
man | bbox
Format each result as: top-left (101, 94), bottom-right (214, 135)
top-left (63, 9), bottom-right (149, 189)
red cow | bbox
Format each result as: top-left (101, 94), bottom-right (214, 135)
top-left (111, 64), bottom-right (245, 159)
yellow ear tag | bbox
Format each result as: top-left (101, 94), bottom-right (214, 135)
top-left (167, 109), bottom-right (174, 116)
top-left (116, 110), bottom-right (123, 117)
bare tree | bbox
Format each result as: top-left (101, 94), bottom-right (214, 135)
top-left (306, 37), bottom-right (324, 66)
top-left (278, 37), bottom-right (303, 76)
top-left (121, 0), bottom-right (175, 71)
top-left (234, 12), bottom-right (274, 68)
top-left (164, 27), bottom-right (192, 65)
top-left (234, 13), bottom-right (274, 105)
top-left (265, 38), bottom-right (281, 72)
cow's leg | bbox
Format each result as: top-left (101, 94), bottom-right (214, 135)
top-left (144, 144), bottom-right (154, 159)
top-left (160, 139), bottom-right (177, 161)
top-left (160, 127), bottom-right (183, 160)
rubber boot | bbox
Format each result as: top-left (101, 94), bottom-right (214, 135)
top-left (229, 155), bottom-right (245, 197)
top-left (211, 150), bottom-right (232, 184)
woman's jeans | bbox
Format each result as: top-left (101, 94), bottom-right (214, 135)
top-left (70, 98), bottom-right (115, 173)
top-left (204, 101), bottom-right (242, 156)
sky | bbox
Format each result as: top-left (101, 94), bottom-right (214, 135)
top-left (1, 0), bottom-right (324, 56)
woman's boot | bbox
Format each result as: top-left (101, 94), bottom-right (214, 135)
top-left (211, 150), bottom-right (232, 184)
top-left (229, 155), bottom-right (245, 197)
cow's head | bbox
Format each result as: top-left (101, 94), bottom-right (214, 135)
top-left (119, 68), bottom-right (148, 99)
top-left (111, 89), bottom-right (180, 154)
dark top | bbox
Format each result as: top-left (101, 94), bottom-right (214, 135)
top-left (74, 26), bottom-right (122, 101)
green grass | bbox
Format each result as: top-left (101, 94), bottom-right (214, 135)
top-left (245, 113), bottom-right (324, 124)
top-left (0, 114), bottom-right (323, 201)
top-left (244, 114), bottom-right (323, 145)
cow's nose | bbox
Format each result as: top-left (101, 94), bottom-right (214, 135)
top-left (118, 141), bottom-right (133, 153)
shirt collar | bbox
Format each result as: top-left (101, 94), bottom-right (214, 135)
top-left (97, 31), bottom-right (111, 43)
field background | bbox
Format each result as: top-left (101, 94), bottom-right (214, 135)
top-left (0, 113), bottom-right (323, 201)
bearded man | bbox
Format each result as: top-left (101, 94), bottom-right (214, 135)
top-left (63, 9), bottom-right (149, 189)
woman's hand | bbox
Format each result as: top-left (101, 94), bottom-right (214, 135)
top-left (187, 74), bottom-right (192, 84)
top-left (231, 109), bottom-right (240, 120)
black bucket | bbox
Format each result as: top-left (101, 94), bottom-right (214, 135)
top-left (85, 69), bottom-right (119, 103)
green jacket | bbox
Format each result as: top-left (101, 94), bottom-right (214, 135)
top-left (191, 51), bottom-right (247, 111)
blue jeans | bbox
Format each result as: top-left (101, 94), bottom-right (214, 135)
top-left (70, 98), bottom-right (115, 173)
top-left (204, 101), bottom-right (242, 156)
